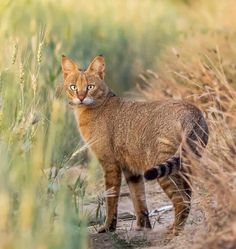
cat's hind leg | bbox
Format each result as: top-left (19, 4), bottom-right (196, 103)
top-left (158, 170), bottom-right (191, 235)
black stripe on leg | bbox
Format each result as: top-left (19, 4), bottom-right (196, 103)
top-left (109, 213), bottom-right (117, 232)
top-left (127, 174), bottom-right (142, 183)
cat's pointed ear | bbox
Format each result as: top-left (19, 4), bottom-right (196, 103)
top-left (61, 55), bottom-right (77, 79)
top-left (87, 55), bottom-right (105, 80)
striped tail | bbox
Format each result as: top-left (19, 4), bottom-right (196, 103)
top-left (144, 115), bottom-right (209, 181)
top-left (144, 155), bottom-right (181, 180)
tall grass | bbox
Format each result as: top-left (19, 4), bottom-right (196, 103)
top-left (0, 32), bottom-right (88, 247)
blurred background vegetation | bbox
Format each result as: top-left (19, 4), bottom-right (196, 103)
top-left (0, 0), bottom-right (235, 248)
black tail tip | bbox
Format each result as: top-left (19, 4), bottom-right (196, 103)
top-left (144, 168), bottom-right (158, 180)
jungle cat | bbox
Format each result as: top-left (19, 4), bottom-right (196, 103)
top-left (61, 55), bottom-right (209, 235)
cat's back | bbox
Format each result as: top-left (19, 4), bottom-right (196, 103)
top-left (114, 98), bottom-right (203, 131)
top-left (111, 98), bottom-right (205, 170)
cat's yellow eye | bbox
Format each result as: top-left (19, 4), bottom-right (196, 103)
top-left (87, 85), bottom-right (95, 91)
top-left (70, 84), bottom-right (77, 91)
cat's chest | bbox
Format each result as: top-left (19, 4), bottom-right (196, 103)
top-left (74, 107), bottom-right (112, 157)
top-left (79, 124), bottom-right (93, 143)
top-left (76, 111), bottom-right (104, 143)
top-left (78, 117), bottom-right (95, 143)
top-left (78, 117), bottom-right (112, 159)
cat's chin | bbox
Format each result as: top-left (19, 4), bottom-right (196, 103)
top-left (82, 97), bottom-right (95, 105)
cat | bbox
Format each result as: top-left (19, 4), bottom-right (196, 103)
top-left (61, 55), bottom-right (208, 235)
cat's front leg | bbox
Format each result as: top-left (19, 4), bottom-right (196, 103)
top-left (122, 168), bottom-right (151, 230)
top-left (98, 162), bottom-right (122, 233)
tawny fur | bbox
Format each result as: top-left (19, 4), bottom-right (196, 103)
top-left (61, 55), bottom-right (208, 235)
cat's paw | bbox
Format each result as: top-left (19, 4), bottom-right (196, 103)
top-left (136, 214), bottom-right (152, 231)
top-left (97, 225), bottom-right (116, 233)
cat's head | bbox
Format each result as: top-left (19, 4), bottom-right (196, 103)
top-left (61, 55), bottom-right (109, 107)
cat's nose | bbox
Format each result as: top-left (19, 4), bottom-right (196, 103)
top-left (78, 95), bottom-right (86, 102)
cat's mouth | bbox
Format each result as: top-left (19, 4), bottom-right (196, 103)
top-left (69, 97), bottom-right (95, 106)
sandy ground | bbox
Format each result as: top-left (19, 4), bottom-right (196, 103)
top-left (87, 181), bottom-right (205, 249)
top-left (46, 166), bottom-right (206, 248)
